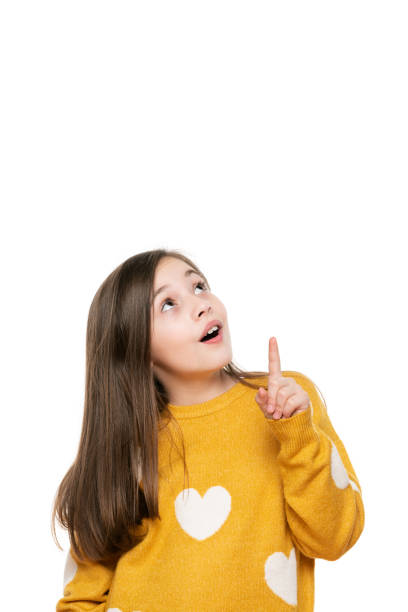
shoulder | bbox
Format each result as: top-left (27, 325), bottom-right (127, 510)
top-left (254, 370), bottom-right (325, 398)
top-left (240, 373), bottom-right (268, 388)
top-left (282, 370), bottom-right (317, 387)
top-left (247, 370), bottom-right (315, 387)
top-left (246, 370), bottom-right (328, 419)
top-left (241, 371), bottom-right (326, 402)
top-left (282, 370), bottom-right (328, 411)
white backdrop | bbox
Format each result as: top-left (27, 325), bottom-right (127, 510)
top-left (1, 1), bottom-right (406, 610)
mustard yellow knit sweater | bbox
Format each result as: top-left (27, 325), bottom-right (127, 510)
top-left (56, 371), bottom-right (365, 611)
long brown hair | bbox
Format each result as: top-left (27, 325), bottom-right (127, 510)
top-left (51, 248), bottom-right (267, 567)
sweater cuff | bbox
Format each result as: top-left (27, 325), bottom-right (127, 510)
top-left (266, 404), bottom-right (319, 452)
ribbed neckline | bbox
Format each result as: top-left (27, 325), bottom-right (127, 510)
top-left (167, 378), bottom-right (252, 419)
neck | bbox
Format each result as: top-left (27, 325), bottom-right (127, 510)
top-left (161, 369), bottom-right (236, 406)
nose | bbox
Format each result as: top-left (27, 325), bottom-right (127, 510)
top-left (196, 301), bottom-right (211, 318)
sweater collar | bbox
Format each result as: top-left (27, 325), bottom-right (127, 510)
top-left (167, 378), bottom-right (250, 419)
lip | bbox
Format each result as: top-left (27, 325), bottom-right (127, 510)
top-left (199, 319), bottom-right (223, 342)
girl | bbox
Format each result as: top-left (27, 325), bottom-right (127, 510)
top-left (52, 248), bottom-right (365, 611)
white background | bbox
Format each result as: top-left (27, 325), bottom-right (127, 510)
top-left (1, 1), bottom-right (406, 610)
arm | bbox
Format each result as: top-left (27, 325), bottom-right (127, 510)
top-left (267, 370), bottom-right (365, 561)
top-left (56, 547), bottom-right (116, 612)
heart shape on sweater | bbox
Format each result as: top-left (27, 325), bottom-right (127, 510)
top-left (264, 547), bottom-right (297, 607)
top-left (63, 551), bottom-right (78, 591)
top-left (330, 440), bottom-right (350, 489)
top-left (175, 486), bottom-right (231, 541)
top-left (107, 609), bottom-right (141, 612)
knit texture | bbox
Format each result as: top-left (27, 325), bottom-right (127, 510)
top-left (56, 371), bottom-right (364, 611)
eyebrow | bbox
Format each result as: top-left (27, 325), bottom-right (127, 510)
top-left (153, 268), bottom-right (201, 302)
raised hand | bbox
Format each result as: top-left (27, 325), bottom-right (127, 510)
top-left (255, 337), bottom-right (310, 420)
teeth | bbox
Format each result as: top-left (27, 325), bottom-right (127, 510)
top-left (201, 325), bottom-right (220, 340)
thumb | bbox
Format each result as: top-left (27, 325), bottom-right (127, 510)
top-left (257, 387), bottom-right (268, 404)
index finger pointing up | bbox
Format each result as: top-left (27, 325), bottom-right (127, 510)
top-left (268, 336), bottom-right (282, 381)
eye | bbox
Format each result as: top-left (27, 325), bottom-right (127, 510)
top-left (160, 281), bottom-right (207, 312)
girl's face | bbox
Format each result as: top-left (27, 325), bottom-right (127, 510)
top-left (150, 256), bottom-right (233, 385)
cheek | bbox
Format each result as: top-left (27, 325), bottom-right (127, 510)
top-left (152, 323), bottom-right (192, 355)
top-left (213, 297), bottom-right (227, 317)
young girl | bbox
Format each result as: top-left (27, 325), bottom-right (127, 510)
top-left (52, 248), bottom-right (365, 611)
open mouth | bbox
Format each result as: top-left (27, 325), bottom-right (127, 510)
top-left (200, 327), bottom-right (222, 343)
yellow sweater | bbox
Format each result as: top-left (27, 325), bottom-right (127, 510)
top-left (56, 371), bottom-right (365, 612)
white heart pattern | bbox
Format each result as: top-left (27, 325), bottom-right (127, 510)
top-left (330, 440), bottom-right (350, 489)
top-left (175, 486), bottom-right (231, 541)
top-left (264, 547), bottom-right (297, 606)
top-left (63, 551), bottom-right (78, 591)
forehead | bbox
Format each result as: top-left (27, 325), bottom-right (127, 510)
top-left (153, 258), bottom-right (200, 301)
top-left (154, 257), bottom-right (190, 280)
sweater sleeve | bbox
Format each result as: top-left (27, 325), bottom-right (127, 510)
top-left (56, 547), bottom-right (116, 612)
top-left (266, 371), bottom-right (365, 561)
